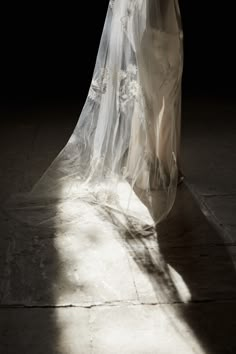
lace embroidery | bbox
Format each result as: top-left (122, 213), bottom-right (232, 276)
top-left (88, 64), bottom-right (147, 124)
top-left (117, 64), bottom-right (142, 113)
top-left (109, 0), bottom-right (116, 9)
top-left (88, 68), bottom-right (110, 103)
top-left (89, 64), bottom-right (143, 106)
top-left (121, 0), bottom-right (138, 32)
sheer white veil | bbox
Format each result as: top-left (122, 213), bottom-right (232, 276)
top-left (6, 0), bottom-right (183, 234)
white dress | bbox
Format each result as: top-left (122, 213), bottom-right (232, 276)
top-left (6, 0), bottom-right (183, 234)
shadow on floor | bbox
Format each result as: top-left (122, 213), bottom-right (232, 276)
top-left (0, 102), bottom-right (81, 354)
top-left (123, 183), bottom-right (236, 354)
top-left (158, 183), bottom-right (236, 353)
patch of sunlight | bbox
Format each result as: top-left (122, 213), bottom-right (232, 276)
top-left (52, 184), bottom-right (138, 306)
top-left (168, 264), bottom-right (192, 303)
top-left (53, 179), bottom-right (206, 354)
top-left (55, 308), bottom-right (90, 354)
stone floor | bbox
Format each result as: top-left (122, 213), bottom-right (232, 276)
top-left (181, 97), bottom-right (236, 245)
top-left (0, 97), bottom-right (236, 353)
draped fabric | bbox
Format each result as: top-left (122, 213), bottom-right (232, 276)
top-left (6, 0), bottom-right (183, 234)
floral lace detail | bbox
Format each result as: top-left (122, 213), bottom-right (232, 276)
top-left (117, 64), bottom-right (142, 114)
top-left (88, 64), bottom-right (146, 120)
top-left (88, 68), bottom-right (110, 103)
top-left (121, 0), bottom-right (138, 32)
top-left (109, 0), bottom-right (116, 9)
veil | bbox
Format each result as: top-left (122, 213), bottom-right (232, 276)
top-left (5, 0), bottom-right (183, 234)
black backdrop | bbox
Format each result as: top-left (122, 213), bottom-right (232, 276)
top-left (1, 1), bottom-right (235, 107)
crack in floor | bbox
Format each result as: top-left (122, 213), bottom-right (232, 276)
top-left (1, 297), bottom-right (236, 309)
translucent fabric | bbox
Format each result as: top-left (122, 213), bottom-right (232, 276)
top-left (6, 0), bottom-right (183, 233)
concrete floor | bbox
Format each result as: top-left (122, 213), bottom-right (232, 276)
top-left (0, 97), bottom-right (236, 353)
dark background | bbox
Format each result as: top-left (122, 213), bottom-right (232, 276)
top-left (0, 1), bottom-right (235, 110)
